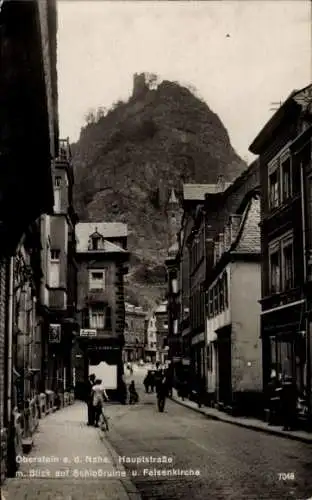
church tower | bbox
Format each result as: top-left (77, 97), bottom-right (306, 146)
top-left (166, 188), bottom-right (182, 250)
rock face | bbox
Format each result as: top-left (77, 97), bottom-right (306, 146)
top-left (72, 74), bottom-right (247, 309)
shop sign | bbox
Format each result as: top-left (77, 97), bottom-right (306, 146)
top-left (80, 329), bottom-right (97, 337)
top-left (88, 345), bottom-right (120, 351)
top-left (49, 324), bottom-right (61, 343)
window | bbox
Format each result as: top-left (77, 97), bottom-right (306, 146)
top-left (49, 249), bottom-right (60, 288)
top-left (224, 273), bottom-right (228, 308)
top-left (54, 176), bottom-right (61, 187)
top-left (213, 286), bottom-right (218, 313)
top-left (208, 289), bottom-right (213, 318)
top-left (54, 189), bottom-right (61, 213)
top-left (219, 277), bottom-right (224, 311)
top-left (207, 343), bottom-right (213, 372)
top-left (51, 249), bottom-right (60, 260)
top-left (281, 158), bottom-right (291, 201)
top-left (269, 251), bottom-right (280, 294)
top-left (54, 176), bottom-right (61, 212)
top-left (89, 270), bottom-right (106, 290)
top-left (269, 170), bottom-right (279, 209)
top-left (92, 237), bottom-right (99, 250)
top-left (89, 307), bottom-right (105, 329)
top-left (283, 242), bottom-right (294, 290)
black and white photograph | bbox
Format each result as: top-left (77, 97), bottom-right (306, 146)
top-left (1, 0), bottom-right (312, 498)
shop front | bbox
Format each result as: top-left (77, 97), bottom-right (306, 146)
top-left (76, 335), bottom-right (124, 400)
top-left (261, 302), bottom-right (306, 395)
top-left (190, 331), bottom-right (205, 390)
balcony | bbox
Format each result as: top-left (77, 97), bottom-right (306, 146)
top-left (260, 286), bottom-right (302, 312)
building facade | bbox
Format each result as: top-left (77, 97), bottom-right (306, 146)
top-left (187, 181), bottom-right (230, 390)
top-left (176, 182), bottom-right (231, 387)
top-left (154, 302), bottom-right (169, 364)
top-left (145, 313), bottom-right (158, 363)
top-left (206, 190), bottom-right (262, 416)
top-left (165, 167), bottom-right (260, 397)
top-left (123, 302), bottom-right (146, 362)
top-left (39, 139), bottom-right (78, 395)
top-left (165, 188), bottom-right (182, 367)
top-left (74, 223), bottom-right (129, 400)
top-left (0, 0), bottom-right (59, 482)
top-left (249, 84), bottom-right (312, 420)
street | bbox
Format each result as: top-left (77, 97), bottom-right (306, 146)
top-left (2, 368), bottom-right (312, 499)
top-left (105, 368), bottom-right (312, 500)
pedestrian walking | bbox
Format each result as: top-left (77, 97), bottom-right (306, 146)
top-left (86, 374), bottom-right (96, 426)
top-left (156, 371), bottom-right (168, 412)
top-left (129, 380), bottom-right (139, 404)
top-left (92, 378), bottom-right (109, 428)
top-left (143, 373), bottom-right (150, 393)
top-left (150, 371), bottom-right (156, 393)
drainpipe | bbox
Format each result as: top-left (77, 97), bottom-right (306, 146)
top-left (300, 158), bottom-right (311, 416)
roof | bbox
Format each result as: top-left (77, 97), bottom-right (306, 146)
top-left (183, 183), bottom-right (231, 201)
top-left (249, 83), bottom-right (312, 154)
top-left (76, 222), bottom-right (127, 253)
top-left (232, 193), bottom-right (260, 254)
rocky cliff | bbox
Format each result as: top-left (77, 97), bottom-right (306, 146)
top-left (72, 75), bottom-right (247, 309)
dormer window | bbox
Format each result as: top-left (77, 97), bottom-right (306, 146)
top-left (88, 228), bottom-right (104, 250)
top-left (92, 236), bottom-right (100, 250)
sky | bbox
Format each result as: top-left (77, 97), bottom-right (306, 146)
top-left (57, 0), bottom-right (311, 162)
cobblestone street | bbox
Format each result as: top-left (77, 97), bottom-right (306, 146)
top-left (2, 372), bottom-right (312, 499)
top-left (104, 372), bottom-right (312, 500)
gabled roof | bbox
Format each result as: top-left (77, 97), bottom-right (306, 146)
top-left (231, 192), bottom-right (260, 254)
top-left (76, 222), bottom-right (128, 253)
top-left (102, 240), bottom-right (127, 253)
top-left (249, 83), bottom-right (312, 154)
top-left (183, 182), bottom-right (231, 201)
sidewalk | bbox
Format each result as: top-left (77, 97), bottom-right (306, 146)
top-left (2, 402), bottom-right (141, 500)
top-left (171, 389), bottom-right (312, 444)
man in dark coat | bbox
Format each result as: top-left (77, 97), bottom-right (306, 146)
top-left (86, 374), bottom-right (96, 425)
